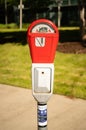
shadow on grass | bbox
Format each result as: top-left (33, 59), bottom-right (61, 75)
top-left (0, 29), bottom-right (80, 45)
top-left (0, 30), bottom-right (27, 45)
top-left (59, 29), bottom-right (80, 42)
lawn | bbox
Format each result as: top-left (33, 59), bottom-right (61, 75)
top-left (54, 52), bottom-right (86, 99)
top-left (0, 28), bottom-right (86, 99)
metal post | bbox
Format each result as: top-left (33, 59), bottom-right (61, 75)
top-left (37, 103), bottom-right (47, 130)
top-left (20, 0), bottom-right (22, 30)
top-left (5, 0), bottom-right (7, 25)
top-left (58, 5), bottom-right (61, 27)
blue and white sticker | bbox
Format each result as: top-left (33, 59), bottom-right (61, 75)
top-left (38, 104), bottom-right (47, 127)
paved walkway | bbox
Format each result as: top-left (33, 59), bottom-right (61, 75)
top-left (0, 84), bottom-right (86, 130)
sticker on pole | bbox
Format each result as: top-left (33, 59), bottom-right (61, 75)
top-left (35, 37), bottom-right (45, 47)
top-left (38, 104), bottom-right (47, 127)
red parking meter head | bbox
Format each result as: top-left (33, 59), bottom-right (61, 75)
top-left (27, 19), bottom-right (59, 63)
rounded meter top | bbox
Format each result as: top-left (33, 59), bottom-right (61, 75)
top-left (28, 19), bottom-right (58, 33)
top-left (27, 19), bottom-right (59, 63)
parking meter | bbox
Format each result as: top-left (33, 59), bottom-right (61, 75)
top-left (27, 19), bottom-right (59, 130)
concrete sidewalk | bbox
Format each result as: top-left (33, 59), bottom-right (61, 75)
top-left (0, 84), bottom-right (86, 130)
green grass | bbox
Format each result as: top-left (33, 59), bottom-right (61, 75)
top-left (0, 23), bottom-right (18, 29)
top-left (54, 53), bottom-right (86, 99)
top-left (0, 43), bottom-right (32, 88)
top-left (0, 43), bottom-right (29, 86)
top-left (0, 28), bottom-right (86, 99)
top-left (0, 23), bottom-right (30, 29)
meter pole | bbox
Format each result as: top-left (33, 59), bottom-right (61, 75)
top-left (37, 103), bottom-right (48, 130)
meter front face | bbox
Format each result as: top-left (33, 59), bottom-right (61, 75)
top-left (27, 19), bottom-right (59, 102)
top-left (31, 23), bottom-right (55, 33)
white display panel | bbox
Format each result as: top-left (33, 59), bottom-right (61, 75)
top-left (31, 23), bottom-right (55, 33)
top-left (34, 68), bottom-right (51, 93)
